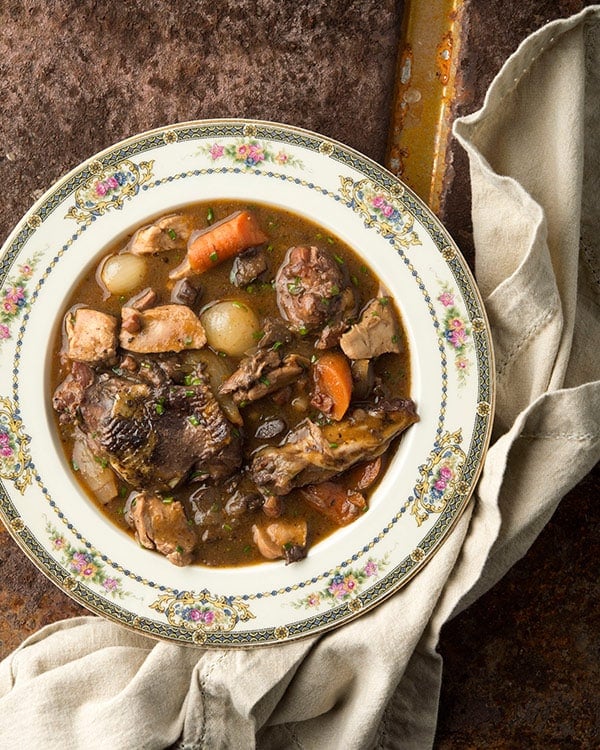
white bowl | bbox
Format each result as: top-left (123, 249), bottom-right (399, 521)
top-left (0, 119), bottom-right (494, 646)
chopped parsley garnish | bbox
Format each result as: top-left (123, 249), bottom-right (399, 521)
top-left (209, 251), bottom-right (219, 263)
top-left (184, 374), bottom-right (202, 386)
top-left (259, 376), bottom-right (271, 386)
top-left (183, 335), bottom-right (194, 346)
top-left (232, 301), bottom-right (246, 309)
top-left (72, 460), bottom-right (79, 472)
top-left (94, 455), bottom-right (109, 468)
top-left (298, 326), bottom-right (309, 336)
top-left (329, 442), bottom-right (339, 449)
top-left (287, 276), bottom-right (303, 296)
top-left (162, 495), bottom-right (174, 504)
top-left (222, 523), bottom-right (233, 533)
top-left (187, 415), bottom-right (200, 426)
top-left (167, 228), bottom-right (177, 240)
top-left (155, 399), bottom-right (165, 415)
top-left (379, 296), bottom-right (390, 306)
top-left (271, 340), bottom-right (283, 350)
top-left (333, 254), bottom-right (344, 265)
top-left (206, 207), bottom-right (214, 224)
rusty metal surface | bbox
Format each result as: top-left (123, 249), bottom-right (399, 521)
top-left (386, 0), bottom-right (465, 215)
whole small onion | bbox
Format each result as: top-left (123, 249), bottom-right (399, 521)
top-left (200, 300), bottom-right (260, 358)
top-left (99, 253), bottom-right (147, 296)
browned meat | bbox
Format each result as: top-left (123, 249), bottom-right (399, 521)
top-left (230, 246), bottom-right (270, 287)
top-left (126, 491), bottom-right (196, 566)
top-left (257, 317), bottom-right (293, 349)
top-left (171, 278), bottom-right (201, 307)
top-left (250, 398), bottom-right (419, 496)
top-left (78, 366), bottom-right (242, 490)
top-left (219, 349), bottom-right (307, 404)
top-left (315, 287), bottom-right (359, 350)
top-left (119, 304), bottom-right (206, 353)
top-left (126, 287), bottom-right (158, 311)
top-left (274, 246), bottom-right (356, 344)
top-left (52, 361), bottom-right (95, 425)
top-left (252, 518), bottom-right (307, 562)
top-left (340, 296), bottom-right (402, 360)
top-left (65, 307), bottom-right (118, 364)
top-left (128, 213), bottom-right (194, 255)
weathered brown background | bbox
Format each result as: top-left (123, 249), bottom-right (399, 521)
top-left (0, 1), bottom-right (598, 747)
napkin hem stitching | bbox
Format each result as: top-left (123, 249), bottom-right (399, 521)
top-left (496, 306), bottom-right (555, 377)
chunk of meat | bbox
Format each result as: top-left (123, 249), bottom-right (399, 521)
top-left (301, 482), bottom-right (367, 525)
top-left (230, 246), bottom-right (270, 287)
top-left (256, 317), bottom-right (293, 349)
top-left (126, 287), bottom-right (158, 311)
top-left (250, 398), bottom-right (419, 496)
top-left (171, 278), bottom-right (201, 307)
top-left (65, 307), bottom-right (118, 364)
top-left (78, 366), bottom-right (242, 490)
top-left (340, 296), bottom-right (402, 360)
top-left (252, 519), bottom-right (307, 562)
top-left (219, 349), bottom-right (307, 404)
top-left (119, 304), bottom-right (206, 353)
top-left (126, 491), bottom-right (196, 566)
top-left (71, 429), bottom-right (118, 504)
top-left (170, 210), bottom-right (268, 280)
top-left (52, 361), bottom-right (95, 425)
top-left (275, 246), bottom-right (356, 343)
top-left (128, 214), bottom-right (194, 255)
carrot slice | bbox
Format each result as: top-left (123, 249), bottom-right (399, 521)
top-left (187, 211), bottom-right (268, 274)
top-left (301, 482), bottom-right (366, 526)
top-left (312, 351), bottom-right (353, 421)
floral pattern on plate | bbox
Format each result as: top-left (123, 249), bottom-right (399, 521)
top-left (0, 256), bottom-right (41, 344)
top-left (47, 522), bottom-right (126, 598)
top-left (65, 159), bottom-right (154, 223)
top-left (292, 556), bottom-right (389, 611)
top-left (437, 281), bottom-right (473, 384)
top-left (200, 138), bottom-right (304, 169)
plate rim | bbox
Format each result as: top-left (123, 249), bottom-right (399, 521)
top-left (0, 117), bottom-right (496, 646)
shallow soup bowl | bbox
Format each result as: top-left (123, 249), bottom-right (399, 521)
top-left (0, 120), bottom-right (494, 646)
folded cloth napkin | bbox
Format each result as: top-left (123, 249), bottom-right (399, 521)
top-left (1, 8), bottom-right (599, 749)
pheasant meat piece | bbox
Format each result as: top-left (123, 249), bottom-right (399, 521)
top-left (250, 398), bottom-right (419, 496)
top-left (125, 491), bottom-right (196, 566)
top-left (119, 304), bottom-right (206, 353)
top-left (128, 213), bottom-right (195, 255)
top-left (65, 307), bottom-right (118, 364)
top-left (340, 296), bottom-right (402, 360)
top-left (274, 246), bottom-right (356, 346)
top-left (77, 365), bottom-right (242, 490)
top-left (219, 348), bottom-right (307, 404)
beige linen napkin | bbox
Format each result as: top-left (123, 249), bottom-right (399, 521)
top-left (1, 8), bottom-right (599, 749)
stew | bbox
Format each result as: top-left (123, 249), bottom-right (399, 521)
top-left (51, 200), bottom-right (418, 567)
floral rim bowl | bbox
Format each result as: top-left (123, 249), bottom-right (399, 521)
top-left (0, 119), bottom-right (494, 646)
